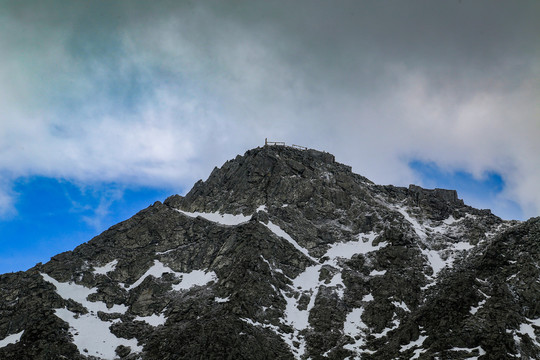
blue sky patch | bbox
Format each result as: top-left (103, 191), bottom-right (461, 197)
top-left (409, 160), bottom-right (523, 221)
top-left (0, 177), bottom-right (174, 274)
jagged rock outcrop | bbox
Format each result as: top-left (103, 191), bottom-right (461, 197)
top-left (0, 145), bottom-right (536, 360)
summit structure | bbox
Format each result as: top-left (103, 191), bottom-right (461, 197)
top-left (0, 146), bottom-right (538, 359)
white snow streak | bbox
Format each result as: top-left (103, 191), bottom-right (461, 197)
top-left (263, 220), bottom-right (316, 261)
top-left (372, 319), bottom-right (400, 339)
top-left (450, 346), bottom-right (486, 359)
top-left (453, 241), bottom-right (474, 251)
top-left (125, 260), bottom-right (216, 291)
top-left (126, 260), bottom-right (177, 290)
top-left (176, 209), bottom-right (251, 226)
top-left (395, 205), bottom-right (425, 239)
top-left (400, 335), bottom-right (427, 352)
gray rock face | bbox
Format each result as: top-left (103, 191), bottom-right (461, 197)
top-left (0, 145), bottom-right (536, 360)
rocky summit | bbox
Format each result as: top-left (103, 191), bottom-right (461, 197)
top-left (0, 145), bottom-right (538, 360)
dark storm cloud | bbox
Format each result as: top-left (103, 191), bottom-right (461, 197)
top-left (0, 0), bottom-right (539, 218)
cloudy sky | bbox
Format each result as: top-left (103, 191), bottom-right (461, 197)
top-left (1, 0), bottom-right (539, 273)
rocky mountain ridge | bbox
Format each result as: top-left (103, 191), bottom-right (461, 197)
top-left (0, 145), bottom-right (538, 359)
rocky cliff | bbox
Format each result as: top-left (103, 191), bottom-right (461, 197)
top-left (0, 145), bottom-right (537, 360)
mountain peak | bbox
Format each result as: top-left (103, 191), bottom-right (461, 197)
top-left (166, 145), bottom-right (371, 214)
top-left (1, 146), bottom-right (536, 360)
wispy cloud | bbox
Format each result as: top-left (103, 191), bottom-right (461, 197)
top-left (79, 187), bottom-right (126, 231)
top-left (0, 180), bottom-right (16, 219)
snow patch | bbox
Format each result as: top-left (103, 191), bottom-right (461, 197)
top-left (325, 231), bottom-right (386, 259)
top-left (421, 248), bottom-right (450, 276)
top-left (470, 299), bottom-right (486, 315)
top-left (515, 317), bottom-right (540, 347)
top-left (344, 308), bottom-right (368, 338)
top-left (171, 270), bottom-right (217, 291)
top-left (362, 294), bottom-right (374, 302)
top-left (454, 241), bottom-right (474, 251)
top-left (55, 307), bottom-right (142, 358)
top-left (343, 307), bottom-right (370, 354)
top-left (93, 260), bottom-right (118, 275)
top-left (443, 215), bottom-right (458, 225)
top-left (134, 313), bottom-right (167, 326)
top-left (392, 301), bottom-right (410, 312)
top-left (0, 330), bottom-right (24, 348)
top-left (41, 273), bottom-right (127, 314)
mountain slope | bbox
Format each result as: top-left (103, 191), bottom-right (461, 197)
top-left (0, 145), bottom-right (537, 360)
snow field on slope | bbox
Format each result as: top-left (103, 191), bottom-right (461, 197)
top-left (508, 317), bottom-right (540, 348)
top-left (54, 308), bottom-right (142, 358)
top-left (278, 229), bottom-right (391, 357)
top-left (42, 261), bottom-right (217, 359)
top-left (176, 206), bottom-right (444, 358)
top-left (393, 204), bottom-right (476, 276)
top-left (41, 273), bottom-right (139, 359)
top-left (343, 308), bottom-right (368, 350)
